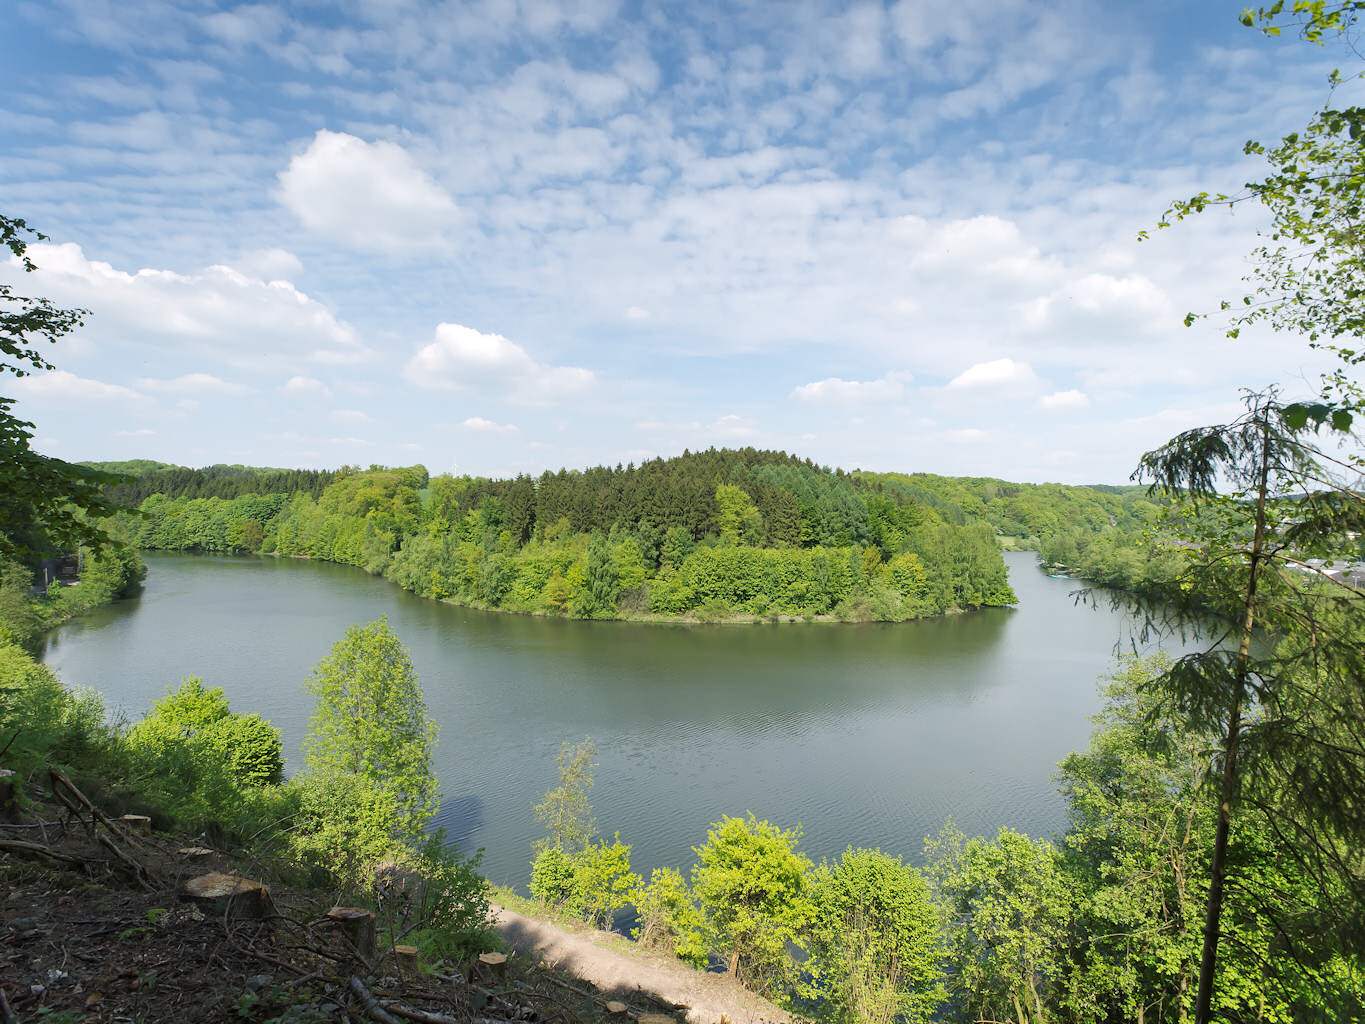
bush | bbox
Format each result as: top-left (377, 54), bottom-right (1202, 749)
top-left (692, 815), bottom-right (812, 997)
top-left (804, 848), bottom-right (944, 1024)
top-left (530, 845), bottom-right (578, 910)
top-left (0, 642), bottom-right (115, 783)
top-left (528, 837), bottom-right (641, 930)
top-left (288, 770), bottom-right (408, 880)
top-left (202, 713), bottom-right (285, 787)
top-left (574, 833), bottom-right (641, 929)
top-left (364, 837), bottom-right (494, 960)
top-left (126, 677), bottom-right (284, 790)
top-left (633, 866), bottom-right (708, 967)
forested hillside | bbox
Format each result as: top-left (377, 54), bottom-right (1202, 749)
top-left (107, 448), bottom-right (1051, 621)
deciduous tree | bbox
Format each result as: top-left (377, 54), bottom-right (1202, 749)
top-left (1, 214), bottom-right (125, 558)
top-left (303, 616), bottom-right (439, 838)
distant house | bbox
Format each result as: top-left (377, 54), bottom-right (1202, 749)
top-left (1297, 558), bottom-right (1365, 589)
top-left (32, 553), bottom-right (81, 591)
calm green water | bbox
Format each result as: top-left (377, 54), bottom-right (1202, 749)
top-left (41, 551), bottom-right (1171, 886)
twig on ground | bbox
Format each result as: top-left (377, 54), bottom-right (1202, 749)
top-left (349, 976), bottom-right (404, 1024)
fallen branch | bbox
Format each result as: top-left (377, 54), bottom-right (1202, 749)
top-left (0, 837), bottom-right (99, 867)
top-left (349, 976), bottom-right (404, 1024)
top-left (377, 1000), bottom-right (466, 1024)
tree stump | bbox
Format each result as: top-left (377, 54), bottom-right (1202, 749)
top-left (478, 951), bottom-right (508, 982)
top-left (0, 769), bottom-right (22, 825)
top-left (324, 906), bottom-right (376, 959)
top-left (605, 1001), bottom-right (628, 1015)
top-left (120, 814), bottom-right (152, 835)
top-left (179, 872), bottom-right (273, 919)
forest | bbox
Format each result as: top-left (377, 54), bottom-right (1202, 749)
top-left (95, 449), bottom-right (1042, 621)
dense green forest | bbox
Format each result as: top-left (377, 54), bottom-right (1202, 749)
top-left (105, 449), bottom-right (1057, 621)
top-left (89, 450), bottom-right (1185, 613)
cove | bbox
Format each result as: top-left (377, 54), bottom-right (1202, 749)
top-left (41, 550), bottom-right (1175, 888)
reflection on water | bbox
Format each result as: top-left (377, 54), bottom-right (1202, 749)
top-left (44, 551), bottom-right (1173, 886)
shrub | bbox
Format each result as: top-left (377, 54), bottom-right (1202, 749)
top-left (633, 866), bottom-right (708, 967)
top-left (804, 848), bottom-right (944, 1024)
top-left (574, 833), bottom-right (641, 929)
top-left (202, 713), bottom-right (285, 787)
top-left (126, 677), bottom-right (284, 790)
top-left (0, 642), bottom-right (115, 783)
top-left (692, 814), bottom-right (812, 997)
top-left (288, 770), bottom-right (408, 880)
top-left (530, 845), bottom-right (579, 910)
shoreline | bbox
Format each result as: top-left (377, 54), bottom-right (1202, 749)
top-left (136, 546), bottom-right (1019, 626)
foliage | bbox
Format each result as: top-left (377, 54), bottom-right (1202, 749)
top-left (1, 214), bottom-right (127, 559)
top-left (803, 847), bottom-right (943, 1024)
top-left (532, 833), bottom-right (641, 929)
top-left (632, 866), bottom-right (708, 967)
top-left (400, 840), bottom-right (495, 959)
top-left (288, 770), bottom-right (410, 876)
top-left (925, 824), bottom-right (1072, 1024)
top-left (572, 833), bottom-right (641, 929)
top-left (0, 641), bottom-right (110, 783)
top-left (691, 814), bottom-right (812, 998)
top-left (126, 677), bottom-right (284, 788)
top-left (302, 617), bottom-right (439, 839)
top-left (0, 558), bottom-right (42, 652)
top-left (529, 845), bottom-right (579, 910)
top-left (532, 736), bottom-right (597, 855)
top-left (1129, 389), bottom-right (1365, 1022)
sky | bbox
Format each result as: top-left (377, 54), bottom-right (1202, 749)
top-left (0, 0), bottom-right (1354, 484)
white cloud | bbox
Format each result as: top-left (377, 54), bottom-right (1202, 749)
top-left (625, 306), bottom-right (651, 320)
top-left (6, 244), bottom-right (368, 371)
top-left (1037, 389), bottom-right (1091, 410)
top-left (1021, 273), bottom-right (1170, 340)
top-left (135, 372), bottom-right (254, 395)
top-left (282, 376), bottom-right (332, 399)
top-left (404, 323), bottom-right (596, 404)
top-left (228, 248), bottom-right (303, 281)
top-left (11, 370), bottom-right (147, 407)
top-left (946, 358), bottom-right (1039, 390)
top-left (461, 416), bottom-right (519, 433)
top-left (329, 409), bottom-right (373, 424)
top-left (792, 372), bottom-right (911, 404)
top-left (277, 130), bottom-right (459, 251)
top-left (946, 428), bottom-right (991, 442)
top-left (115, 428), bottom-right (156, 437)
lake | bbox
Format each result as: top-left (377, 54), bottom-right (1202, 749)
top-left (41, 550), bottom-right (1173, 887)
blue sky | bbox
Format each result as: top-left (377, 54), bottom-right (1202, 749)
top-left (0, 0), bottom-right (1351, 483)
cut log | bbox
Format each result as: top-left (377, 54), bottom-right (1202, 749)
top-left (177, 847), bottom-right (213, 857)
top-left (0, 769), bottom-right (22, 825)
top-left (324, 906), bottom-right (376, 959)
top-left (394, 944), bottom-right (419, 957)
top-left (179, 872), bottom-right (273, 919)
top-left (605, 1001), bottom-right (628, 1015)
top-left (119, 814), bottom-right (152, 835)
top-left (477, 951), bottom-right (508, 981)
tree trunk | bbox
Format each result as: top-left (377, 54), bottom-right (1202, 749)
top-left (1193, 414), bottom-right (1272, 1024)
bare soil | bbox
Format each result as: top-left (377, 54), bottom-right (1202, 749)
top-left (0, 783), bottom-right (789, 1024)
top-left (493, 905), bottom-right (790, 1024)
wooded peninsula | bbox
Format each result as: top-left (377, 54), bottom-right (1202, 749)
top-left (84, 449), bottom-right (1173, 622)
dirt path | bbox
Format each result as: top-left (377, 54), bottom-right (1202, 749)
top-left (492, 905), bottom-right (791, 1024)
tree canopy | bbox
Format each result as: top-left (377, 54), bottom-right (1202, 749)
top-left (1, 213), bottom-right (126, 559)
